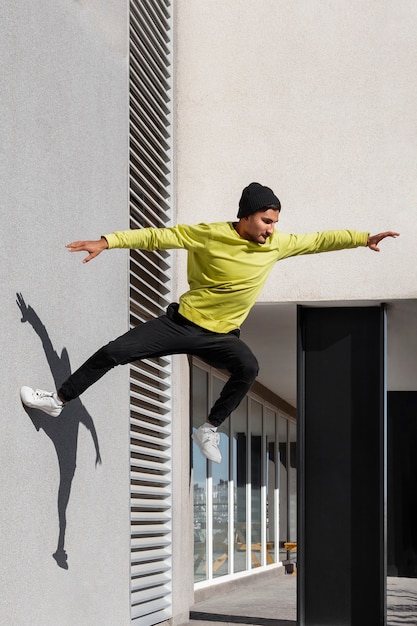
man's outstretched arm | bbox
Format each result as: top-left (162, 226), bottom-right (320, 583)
top-left (367, 231), bottom-right (400, 252)
top-left (66, 237), bottom-right (109, 263)
top-left (66, 224), bottom-right (209, 263)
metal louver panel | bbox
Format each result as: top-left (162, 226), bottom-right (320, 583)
top-left (129, 1), bottom-right (173, 624)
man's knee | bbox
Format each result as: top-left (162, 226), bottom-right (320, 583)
top-left (239, 351), bottom-right (259, 382)
top-left (95, 342), bottom-right (120, 368)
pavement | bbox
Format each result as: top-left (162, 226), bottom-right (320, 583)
top-left (387, 576), bottom-right (417, 625)
top-left (183, 570), bottom-right (417, 626)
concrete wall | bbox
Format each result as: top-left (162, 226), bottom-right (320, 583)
top-left (175, 0), bottom-right (416, 303)
top-left (0, 2), bottom-right (131, 624)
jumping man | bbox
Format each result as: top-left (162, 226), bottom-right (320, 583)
top-left (21, 182), bottom-right (399, 463)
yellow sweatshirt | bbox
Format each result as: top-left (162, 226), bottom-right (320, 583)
top-left (104, 223), bottom-right (368, 333)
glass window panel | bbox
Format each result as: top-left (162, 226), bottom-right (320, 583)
top-left (289, 420), bottom-right (297, 543)
top-left (265, 408), bottom-right (277, 564)
top-left (212, 377), bottom-right (229, 578)
top-left (278, 416), bottom-right (288, 563)
top-left (192, 365), bottom-right (208, 582)
top-left (250, 399), bottom-right (263, 568)
top-left (232, 399), bottom-right (247, 573)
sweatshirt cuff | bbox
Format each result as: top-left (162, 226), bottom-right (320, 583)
top-left (102, 233), bottom-right (118, 249)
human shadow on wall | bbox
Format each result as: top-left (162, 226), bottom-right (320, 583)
top-left (16, 293), bottom-right (101, 570)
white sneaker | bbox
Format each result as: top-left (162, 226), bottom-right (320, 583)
top-left (192, 425), bottom-right (222, 463)
top-left (20, 386), bottom-right (63, 418)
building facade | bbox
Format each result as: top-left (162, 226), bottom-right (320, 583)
top-left (1, 1), bottom-right (417, 625)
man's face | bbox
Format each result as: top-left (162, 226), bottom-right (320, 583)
top-left (239, 208), bottom-right (280, 244)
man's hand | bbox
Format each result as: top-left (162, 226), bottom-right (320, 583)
top-left (367, 231), bottom-right (400, 252)
top-left (66, 237), bottom-right (109, 263)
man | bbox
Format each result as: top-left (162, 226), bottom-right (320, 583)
top-left (21, 182), bottom-right (399, 463)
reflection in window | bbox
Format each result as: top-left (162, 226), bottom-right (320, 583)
top-left (192, 366), bottom-right (208, 582)
top-left (212, 377), bottom-right (229, 578)
top-left (265, 408), bottom-right (277, 564)
top-left (232, 400), bottom-right (247, 573)
top-left (250, 400), bottom-right (263, 567)
top-left (289, 421), bottom-right (297, 542)
top-left (278, 416), bottom-right (288, 563)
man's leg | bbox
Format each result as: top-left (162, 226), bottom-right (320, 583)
top-left (202, 337), bottom-right (259, 427)
top-left (191, 333), bottom-right (259, 463)
top-left (58, 312), bottom-right (191, 401)
top-left (21, 309), bottom-right (192, 413)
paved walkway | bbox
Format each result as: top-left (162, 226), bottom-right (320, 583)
top-left (184, 573), bottom-right (417, 625)
top-left (387, 576), bottom-right (417, 625)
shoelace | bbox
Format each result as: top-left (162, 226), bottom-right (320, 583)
top-left (34, 390), bottom-right (54, 399)
top-left (201, 430), bottom-right (220, 446)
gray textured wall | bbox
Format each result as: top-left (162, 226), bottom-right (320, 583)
top-left (0, 2), bottom-right (131, 624)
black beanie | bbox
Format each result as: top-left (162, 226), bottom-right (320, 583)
top-left (237, 182), bottom-right (281, 218)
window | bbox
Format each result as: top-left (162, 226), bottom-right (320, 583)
top-left (192, 360), bottom-right (296, 584)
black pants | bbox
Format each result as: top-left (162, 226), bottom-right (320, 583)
top-left (58, 303), bottom-right (259, 427)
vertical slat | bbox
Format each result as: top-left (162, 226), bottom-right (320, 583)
top-left (129, 1), bottom-right (173, 624)
top-left (246, 406), bottom-right (252, 572)
top-left (261, 408), bottom-right (267, 567)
